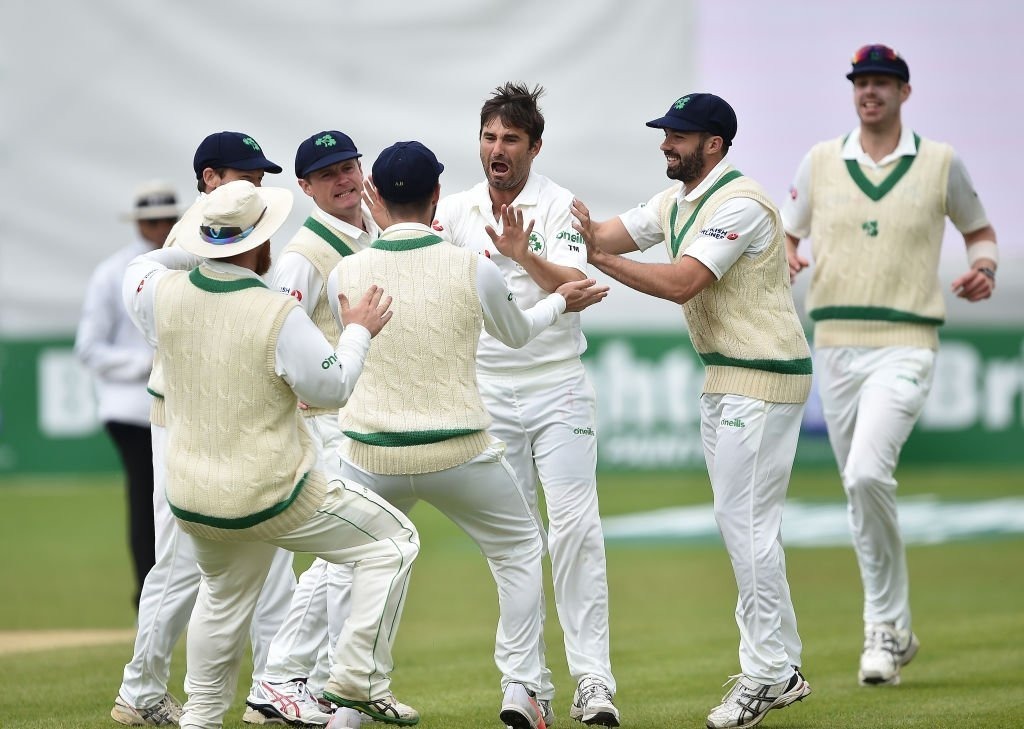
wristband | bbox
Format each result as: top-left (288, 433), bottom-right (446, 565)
top-left (977, 266), bottom-right (996, 281)
top-left (966, 239), bottom-right (998, 267)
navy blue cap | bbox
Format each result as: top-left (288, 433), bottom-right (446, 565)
top-left (846, 44), bottom-right (910, 83)
top-left (294, 130), bottom-right (362, 178)
top-left (646, 93), bottom-right (738, 145)
top-left (192, 131), bottom-right (282, 178)
top-left (371, 141), bottom-right (444, 203)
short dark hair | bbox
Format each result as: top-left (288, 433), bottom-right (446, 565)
top-left (196, 168), bottom-right (227, 194)
top-left (479, 82), bottom-right (545, 147)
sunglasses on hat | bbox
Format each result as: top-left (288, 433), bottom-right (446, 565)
top-left (851, 44), bottom-right (900, 65)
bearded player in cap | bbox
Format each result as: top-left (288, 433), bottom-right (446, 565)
top-left (328, 141), bottom-right (607, 729)
top-left (248, 130), bottom-right (383, 722)
top-left (122, 179), bottom-right (420, 729)
top-left (573, 93), bottom-right (812, 729)
top-left (112, 131), bottom-right (301, 728)
top-left (782, 45), bottom-right (998, 687)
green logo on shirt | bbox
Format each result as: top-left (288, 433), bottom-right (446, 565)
top-left (242, 137), bottom-right (261, 151)
top-left (529, 232), bottom-right (545, 254)
top-left (315, 134), bottom-right (337, 147)
top-left (673, 96), bottom-right (692, 110)
top-left (862, 220), bottom-right (879, 237)
top-left (321, 353), bottom-right (338, 370)
top-left (721, 418), bottom-right (746, 428)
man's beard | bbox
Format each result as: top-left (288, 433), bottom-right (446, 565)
top-left (255, 242), bottom-right (272, 276)
top-left (667, 147), bottom-right (704, 183)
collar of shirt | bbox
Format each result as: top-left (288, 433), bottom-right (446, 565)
top-left (202, 258), bottom-right (265, 281)
top-left (471, 170), bottom-right (542, 214)
top-left (677, 157), bottom-right (734, 203)
top-left (313, 203), bottom-right (379, 241)
top-left (380, 221), bottom-right (437, 236)
top-left (842, 126), bottom-right (917, 168)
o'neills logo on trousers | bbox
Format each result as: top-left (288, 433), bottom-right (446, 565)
top-left (573, 427), bottom-right (595, 436)
top-left (721, 418), bottom-right (746, 428)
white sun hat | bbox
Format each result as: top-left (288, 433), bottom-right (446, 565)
top-left (176, 179), bottom-right (293, 259)
top-left (120, 179), bottom-right (181, 221)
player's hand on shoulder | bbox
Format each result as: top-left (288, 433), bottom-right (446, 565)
top-left (339, 284), bottom-right (394, 337)
top-left (557, 278), bottom-right (609, 313)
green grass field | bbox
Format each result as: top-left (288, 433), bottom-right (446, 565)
top-left (1, 466), bottom-right (1022, 728)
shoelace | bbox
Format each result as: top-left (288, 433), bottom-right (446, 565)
top-left (578, 678), bottom-right (614, 705)
top-left (718, 673), bottom-right (745, 702)
top-left (864, 627), bottom-right (899, 655)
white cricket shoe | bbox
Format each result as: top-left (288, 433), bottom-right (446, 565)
top-left (507, 698), bottom-right (554, 728)
top-left (500, 681), bottom-right (549, 729)
top-left (569, 677), bottom-right (619, 727)
top-left (859, 623), bottom-right (920, 686)
top-left (111, 692), bottom-right (183, 726)
top-left (705, 670), bottom-right (811, 729)
top-left (327, 707), bottom-right (373, 728)
top-left (245, 679), bottom-right (333, 726)
top-left (322, 690), bottom-right (419, 726)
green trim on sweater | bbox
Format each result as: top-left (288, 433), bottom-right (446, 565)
top-left (302, 216), bottom-right (357, 257)
top-left (188, 267), bottom-right (267, 293)
top-left (371, 234), bottom-right (446, 252)
top-left (810, 305), bottom-right (944, 325)
top-left (669, 170), bottom-right (744, 258)
top-left (343, 428), bottom-right (482, 447)
top-left (843, 133), bottom-right (921, 201)
top-left (169, 472), bottom-right (312, 529)
top-left (697, 351), bottom-right (813, 375)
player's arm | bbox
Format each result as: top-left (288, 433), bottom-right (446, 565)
top-left (478, 256), bottom-right (606, 348)
top-left (571, 199), bottom-right (643, 255)
top-left (946, 153), bottom-right (998, 302)
top-left (76, 261), bottom-right (152, 381)
top-left (279, 283), bottom-right (392, 408)
top-left (486, 203), bottom-right (586, 292)
top-left (270, 250), bottom-right (321, 315)
top-left (121, 247), bottom-right (203, 346)
top-left (780, 152), bottom-right (813, 281)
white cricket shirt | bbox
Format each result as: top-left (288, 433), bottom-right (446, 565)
top-left (434, 172), bottom-right (587, 372)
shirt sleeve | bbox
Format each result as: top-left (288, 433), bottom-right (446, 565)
top-left (122, 247), bottom-right (203, 347)
top-left (270, 250), bottom-right (322, 316)
top-left (683, 197), bottom-right (775, 279)
top-left (274, 307), bottom-right (371, 409)
top-left (618, 189), bottom-right (667, 252)
top-left (780, 150), bottom-right (813, 239)
top-left (945, 152), bottom-right (991, 234)
top-left (478, 256), bottom-right (565, 348)
top-left (541, 195), bottom-right (588, 273)
top-left (75, 259), bottom-right (153, 381)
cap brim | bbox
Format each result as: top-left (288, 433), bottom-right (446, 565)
top-left (197, 156), bottom-right (284, 174)
top-left (846, 66), bottom-right (908, 81)
top-left (119, 205), bottom-right (181, 222)
top-left (176, 187), bottom-right (293, 259)
top-left (299, 150), bottom-right (362, 178)
top-left (645, 116), bottom-right (707, 132)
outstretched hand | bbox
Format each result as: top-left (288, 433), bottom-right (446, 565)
top-left (339, 284), bottom-right (393, 337)
top-left (485, 204), bottom-right (535, 262)
top-left (556, 278), bottom-right (610, 313)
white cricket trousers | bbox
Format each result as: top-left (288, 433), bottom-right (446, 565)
top-left (263, 412), bottom-right (352, 694)
top-left (477, 359), bottom-right (614, 699)
top-left (179, 479), bottom-right (419, 729)
top-left (816, 346), bottom-right (935, 633)
top-left (339, 441), bottom-right (546, 694)
top-left (118, 423), bottom-right (296, 709)
top-left (700, 393), bottom-right (804, 684)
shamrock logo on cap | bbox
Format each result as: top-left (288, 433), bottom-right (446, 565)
top-left (315, 134), bottom-right (337, 148)
top-left (673, 96), bottom-right (691, 110)
top-left (242, 137), bottom-right (261, 151)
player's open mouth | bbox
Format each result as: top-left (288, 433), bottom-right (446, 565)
top-left (491, 162), bottom-right (510, 174)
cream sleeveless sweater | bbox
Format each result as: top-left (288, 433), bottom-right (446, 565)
top-left (281, 216), bottom-right (367, 416)
top-left (155, 265), bottom-right (326, 541)
top-left (807, 135), bottom-right (952, 350)
top-left (659, 168), bottom-right (812, 403)
top-left (334, 230), bottom-right (492, 475)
